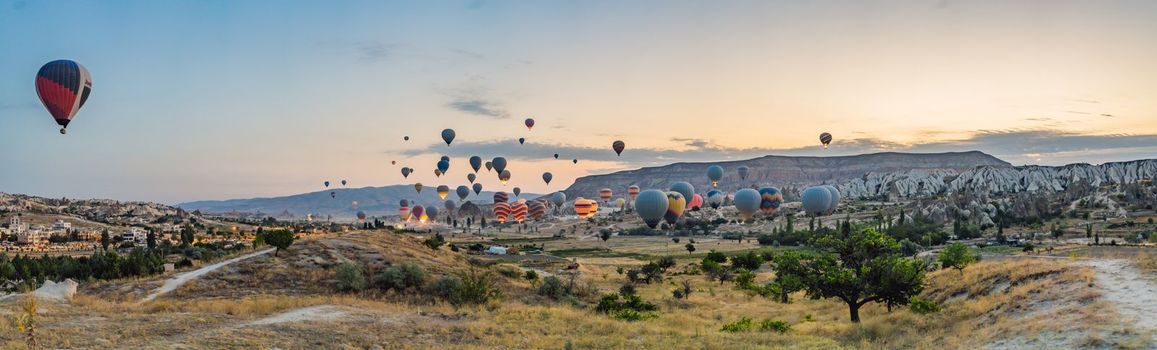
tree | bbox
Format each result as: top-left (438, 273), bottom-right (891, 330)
top-left (146, 231), bottom-right (157, 250)
top-left (685, 243), bottom-right (696, 254)
top-left (600, 230), bottom-right (612, 243)
top-left (768, 251), bottom-right (808, 303)
top-left (100, 229), bottom-right (110, 251)
top-left (730, 251), bottom-right (763, 271)
top-left (772, 228), bottom-right (926, 323)
top-left (1086, 223), bottom-right (1093, 239)
top-left (785, 215), bottom-right (794, 233)
top-left (1051, 222), bottom-right (1064, 239)
top-left (265, 230), bottom-right (295, 256)
top-left (938, 243), bottom-right (975, 274)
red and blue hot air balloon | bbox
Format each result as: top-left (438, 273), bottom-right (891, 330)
top-left (36, 60), bottom-right (92, 135)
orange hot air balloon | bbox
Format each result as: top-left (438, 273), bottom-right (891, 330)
top-left (511, 202), bottom-right (528, 223)
top-left (574, 198), bottom-right (598, 218)
top-left (598, 188), bottom-right (613, 203)
top-left (493, 202), bottom-right (511, 224)
top-left (528, 200), bottom-right (546, 220)
top-left (437, 185), bottom-right (450, 200)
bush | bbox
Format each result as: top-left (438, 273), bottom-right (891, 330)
top-left (375, 262), bottom-right (429, 293)
top-left (426, 276), bottom-right (462, 301)
top-left (908, 297), bottom-right (941, 314)
top-left (610, 309), bottom-right (657, 321)
top-left (497, 265), bottom-right (522, 279)
top-left (449, 269), bottom-right (501, 306)
top-left (731, 251), bottom-right (763, 270)
top-left (335, 262), bottom-right (367, 292)
top-left (656, 256), bottom-right (676, 271)
top-left (720, 317), bottom-right (754, 332)
top-left (538, 276), bottom-right (567, 300)
top-left (423, 233), bottom-right (445, 250)
top-left (705, 250), bottom-right (727, 263)
top-left (524, 270), bottom-right (539, 282)
top-left (619, 283), bottom-right (637, 296)
top-left (759, 319), bottom-right (791, 333)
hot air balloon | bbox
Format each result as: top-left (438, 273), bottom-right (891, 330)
top-left (688, 194), bottom-right (703, 211)
top-left (573, 159), bottom-right (578, 164)
top-left (542, 172), bottom-right (553, 185)
top-left (36, 60), bottom-right (92, 135)
top-left (733, 189), bottom-right (761, 220)
top-left (737, 166), bottom-right (750, 181)
top-left (664, 192), bottom-right (686, 225)
top-left (613, 198), bottom-right (626, 211)
top-left (391, 160), bottom-right (396, 165)
top-left (513, 187), bottom-right (522, 197)
top-left (441, 129), bottom-right (456, 145)
top-left (467, 173), bottom-right (477, 184)
top-left (554, 153), bottom-right (559, 159)
top-left (401, 167), bottom-right (412, 178)
top-left (404, 136), bottom-right (410, 141)
top-left (456, 185), bottom-right (470, 201)
top-left (440, 155), bottom-right (450, 162)
top-left (758, 187), bottom-right (783, 214)
top-left (437, 160), bottom-right (450, 174)
top-left (599, 188), bottom-right (613, 203)
top-left (307, 213), bottom-right (313, 222)
top-left (819, 132), bottom-right (833, 149)
top-left (627, 185), bottom-right (640, 200)
top-left (491, 157), bottom-right (508, 173)
top-left (493, 202), bottom-right (511, 223)
top-left (493, 191), bottom-right (509, 204)
top-left (612, 140), bottom-right (625, 156)
top-left (351, 201), bottom-right (359, 209)
top-left (550, 192), bottom-right (567, 208)
top-left (822, 185), bottom-right (841, 215)
top-left (511, 202), bottom-right (528, 223)
top-left (469, 156), bottom-right (483, 173)
top-left (485, 161), bottom-right (493, 172)
top-left (801, 187), bottom-right (833, 216)
top-left (414, 183), bottom-right (423, 193)
top-left (324, 181), bottom-right (330, 188)
top-left (706, 190), bottom-right (724, 209)
top-left (669, 182), bottom-right (695, 206)
top-left (499, 170), bottom-right (512, 184)
top-left (356, 211), bottom-right (367, 222)
top-left (707, 165), bottom-right (724, 187)
top-left (436, 185), bottom-right (450, 200)
top-left (330, 191), bottom-right (336, 198)
top-left (573, 198), bottom-right (597, 218)
top-left (399, 207), bottom-right (411, 222)
top-left (472, 183), bottom-right (483, 195)
top-left (434, 169), bottom-right (442, 177)
top-left (341, 180), bottom-right (347, 186)
top-left (413, 205), bottom-right (427, 223)
top-left (459, 201), bottom-right (481, 218)
top-left (528, 200), bottom-right (546, 220)
top-left (445, 199), bottom-right (457, 213)
top-left (635, 190), bottom-right (669, 229)
top-left (525, 118), bottom-right (535, 130)
top-left (426, 205), bottom-right (439, 220)
top-left (518, 137), bottom-right (525, 145)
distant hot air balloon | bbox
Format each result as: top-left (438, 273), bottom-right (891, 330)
top-left (414, 183), bottom-right (423, 193)
top-left (627, 185), bottom-right (640, 201)
top-left (706, 190), bottom-right (724, 209)
top-left (36, 60), bottom-right (92, 135)
top-left (441, 129), bottom-right (456, 145)
top-left (444, 199), bottom-right (457, 213)
top-left (518, 137), bottom-right (525, 145)
top-left (330, 191), bottom-right (336, 198)
top-left (528, 200), bottom-right (546, 220)
top-left (542, 172), bottom-right (553, 185)
top-left (554, 153), bottom-right (559, 159)
top-left (437, 160), bottom-right (450, 174)
top-left (599, 188), bottom-right (613, 203)
top-left (737, 166), bottom-right (750, 181)
top-left (401, 167), bottom-right (412, 178)
top-left (307, 213), bottom-right (313, 222)
top-left (707, 165), bottom-right (724, 187)
top-left (525, 118), bottom-right (535, 130)
top-left (413, 205), bottom-right (427, 223)
top-left (426, 205), bottom-right (439, 220)
top-left (550, 192), bottom-right (567, 208)
top-left (351, 201), bottom-right (359, 209)
top-left (499, 170), bottom-right (512, 184)
top-left (485, 161), bottom-right (493, 172)
top-left (612, 140), bottom-right (625, 156)
top-left (456, 185), bottom-right (470, 201)
top-left (399, 207), bottom-right (411, 222)
top-left (356, 211), bottom-right (367, 222)
top-left (733, 188), bottom-right (761, 220)
top-left (613, 198), bottom-right (626, 211)
top-left (469, 156), bottom-right (483, 173)
top-left (472, 183), bottom-right (483, 195)
top-left (391, 160), bottom-right (397, 165)
top-left (573, 198), bottom-right (597, 218)
top-left (688, 194), bottom-right (703, 211)
top-left (819, 132), bottom-right (833, 149)
top-left (467, 173), bottom-right (477, 184)
top-left (400, 199), bottom-right (410, 208)
top-left (493, 191), bottom-right (509, 204)
top-left (434, 169), bottom-right (442, 177)
top-left (511, 202), bottom-right (528, 223)
top-left (404, 136), bottom-right (410, 141)
top-left (758, 187), bottom-right (783, 214)
top-left (635, 190), bottom-right (669, 229)
top-left (324, 181), bottom-right (330, 188)
top-left (493, 202), bottom-right (511, 223)
top-left (573, 159), bottom-right (578, 164)
top-left (437, 185), bottom-right (450, 200)
top-left (440, 155), bottom-right (450, 162)
top-left (801, 187), bottom-right (832, 216)
top-left (669, 182), bottom-right (694, 206)
top-left (491, 157), bottom-right (508, 173)
top-left (513, 187), bottom-right (522, 197)
top-left (822, 185), bottom-right (841, 215)
top-left (341, 180), bottom-right (347, 186)
top-left (664, 192), bottom-right (686, 225)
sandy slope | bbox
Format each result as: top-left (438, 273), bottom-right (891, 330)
top-left (1080, 259), bottom-right (1157, 331)
top-left (140, 248), bottom-right (275, 302)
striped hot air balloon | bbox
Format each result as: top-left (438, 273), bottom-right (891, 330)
top-left (573, 198), bottom-right (597, 218)
top-left (528, 200), bottom-right (546, 220)
top-left (36, 60), bottom-right (92, 135)
top-left (758, 187), bottom-right (783, 214)
top-left (599, 188), bottom-right (613, 203)
top-left (664, 192), bottom-right (686, 225)
top-left (493, 191), bottom-right (508, 204)
top-left (820, 132), bottom-right (833, 149)
top-left (612, 140), bottom-right (625, 156)
top-left (493, 202), bottom-right (511, 223)
top-left (511, 202), bottom-right (528, 223)
top-left (627, 185), bottom-right (640, 200)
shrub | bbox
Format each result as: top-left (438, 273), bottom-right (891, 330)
top-left (909, 297), bottom-right (941, 314)
top-left (759, 319), bottom-right (791, 333)
top-left (375, 262), bottom-right (429, 293)
top-left (730, 251), bottom-right (763, 271)
top-left (423, 233), bottom-right (445, 250)
top-left (705, 250), bottom-right (727, 263)
top-left (335, 262), bottom-right (367, 292)
top-left (619, 283), bottom-right (637, 296)
top-left (524, 270), bottom-right (539, 282)
top-left (497, 265), bottom-right (522, 279)
top-left (538, 276), bottom-right (567, 300)
top-left (611, 309), bottom-right (657, 321)
top-left (656, 256), bottom-right (676, 271)
top-left (427, 276), bottom-right (462, 301)
top-left (449, 269), bottom-right (501, 306)
top-left (720, 317), bottom-right (754, 332)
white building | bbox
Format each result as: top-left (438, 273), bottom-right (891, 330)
top-left (121, 227), bottom-right (148, 243)
top-left (52, 219), bottom-right (72, 230)
top-left (8, 216), bottom-right (28, 234)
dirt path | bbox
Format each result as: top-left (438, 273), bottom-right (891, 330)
top-left (140, 248), bottom-right (276, 303)
top-left (245, 305), bottom-right (351, 326)
top-left (1080, 259), bottom-right (1157, 331)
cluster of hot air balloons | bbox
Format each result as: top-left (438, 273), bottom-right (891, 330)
top-left (801, 185), bottom-right (841, 216)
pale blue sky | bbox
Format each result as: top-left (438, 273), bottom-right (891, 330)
top-left (1, 0), bottom-right (1155, 203)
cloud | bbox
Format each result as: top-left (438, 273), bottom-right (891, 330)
top-left (357, 41), bottom-right (394, 62)
top-left (1064, 98), bottom-right (1101, 104)
top-left (446, 98), bottom-right (510, 119)
top-left (1063, 110), bottom-right (1091, 115)
top-left (397, 129), bottom-right (1157, 169)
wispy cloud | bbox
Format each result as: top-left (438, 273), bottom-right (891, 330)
top-left (358, 42), bottom-right (394, 62)
top-left (446, 98), bottom-right (510, 119)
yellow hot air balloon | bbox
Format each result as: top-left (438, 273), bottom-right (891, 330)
top-left (436, 185), bottom-right (450, 200)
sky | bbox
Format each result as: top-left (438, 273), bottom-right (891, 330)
top-left (1, 0), bottom-right (1156, 204)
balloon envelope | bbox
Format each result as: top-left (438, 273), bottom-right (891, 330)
top-left (36, 60), bottom-right (92, 134)
top-left (758, 187), bottom-right (783, 214)
top-left (820, 132), bottom-right (833, 148)
top-left (493, 191), bottom-right (508, 204)
top-left (401, 168), bottom-right (411, 178)
top-left (689, 194), bottom-right (703, 210)
top-left (669, 182), bottom-right (694, 205)
top-left (706, 190), bottom-right (724, 209)
top-left (469, 156), bottom-right (483, 173)
top-left (612, 140), bottom-right (625, 156)
top-left (493, 202), bottom-right (511, 223)
top-left (707, 165), bottom-right (724, 187)
top-left (491, 157), bottom-right (508, 173)
top-left (499, 170), bottom-right (511, 184)
top-left (399, 199), bottom-right (410, 208)
top-left (456, 185), bottom-right (470, 201)
top-left (525, 118), bottom-right (535, 130)
top-left (599, 188), bottom-right (613, 203)
top-left (436, 185), bottom-right (450, 200)
top-left (737, 166), bottom-right (750, 180)
top-left (426, 205), bottom-right (439, 219)
top-left (445, 199), bottom-right (457, 212)
top-left (437, 160), bottom-right (450, 173)
top-left (550, 192), bottom-right (567, 207)
top-left (513, 187), bottom-right (522, 197)
top-left (801, 187), bottom-right (833, 216)
top-left (627, 185), bottom-right (640, 200)
top-left (664, 192), bottom-right (686, 225)
top-left (542, 172), bottom-right (553, 185)
top-left (518, 137), bottom-right (525, 145)
top-left (414, 183), bottom-right (423, 193)
top-left (473, 183), bottom-right (483, 195)
top-left (733, 188), bottom-right (761, 219)
top-left (635, 190), bottom-right (669, 229)
top-left (822, 185), bottom-right (841, 215)
top-left (467, 173), bottom-right (477, 184)
top-left (441, 129), bottom-right (456, 145)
